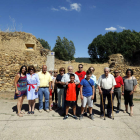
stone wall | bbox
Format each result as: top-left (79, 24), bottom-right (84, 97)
top-left (0, 32), bottom-right (49, 92)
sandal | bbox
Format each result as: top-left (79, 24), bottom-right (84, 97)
top-left (31, 111), bottom-right (34, 114)
top-left (20, 111), bottom-right (25, 114)
top-left (27, 111), bottom-right (31, 114)
top-left (17, 113), bottom-right (23, 117)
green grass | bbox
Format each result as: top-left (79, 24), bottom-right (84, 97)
top-left (133, 98), bottom-right (140, 101)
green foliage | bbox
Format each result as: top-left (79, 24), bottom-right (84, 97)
top-left (38, 38), bottom-right (51, 50)
top-left (88, 30), bottom-right (140, 63)
top-left (53, 36), bottom-right (75, 61)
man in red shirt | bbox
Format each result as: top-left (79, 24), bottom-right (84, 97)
top-left (114, 70), bottom-right (124, 113)
top-left (75, 64), bottom-right (86, 106)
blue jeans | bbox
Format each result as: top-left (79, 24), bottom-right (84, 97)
top-left (38, 87), bottom-right (49, 110)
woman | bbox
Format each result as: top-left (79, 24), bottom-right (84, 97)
top-left (52, 69), bottom-right (58, 107)
top-left (56, 67), bottom-right (65, 111)
top-left (14, 65), bottom-right (27, 117)
top-left (27, 65), bottom-right (40, 114)
top-left (123, 69), bottom-right (137, 116)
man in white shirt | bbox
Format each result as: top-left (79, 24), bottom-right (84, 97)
top-left (97, 67), bottom-right (116, 118)
top-left (61, 66), bottom-right (80, 115)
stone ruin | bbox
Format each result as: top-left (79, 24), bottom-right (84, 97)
top-left (0, 32), bottom-right (50, 92)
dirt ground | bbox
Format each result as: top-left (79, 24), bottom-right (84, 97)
top-left (0, 92), bottom-right (140, 140)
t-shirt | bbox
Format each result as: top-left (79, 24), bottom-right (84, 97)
top-left (56, 74), bottom-right (64, 88)
top-left (114, 76), bottom-right (124, 88)
top-left (80, 78), bottom-right (94, 97)
top-left (75, 71), bottom-right (86, 88)
top-left (66, 82), bottom-right (76, 101)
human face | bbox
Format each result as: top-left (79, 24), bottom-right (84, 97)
top-left (70, 76), bottom-right (75, 83)
top-left (86, 74), bottom-right (91, 80)
top-left (60, 69), bottom-right (65, 75)
top-left (21, 67), bottom-right (26, 75)
top-left (127, 71), bottom-right (131, 77)
top-left (54, 71), bottom-right (58, 77)
top-left (49, 71), bottom-right (53, 76)
top-left (29, 68), bottom-right (34, 75)
top-left (104, 69), bottom-right (109, 76)
top-left (114, 71), bottom-right (119, 77)
top-left (90, 68), bottom-right (94, 74)
top-left (78, 65), bottom-right (83, 72)
top-left (68, 67), bottom-right (73, 74)
top-left (42, 66), bottom-right (47, 74)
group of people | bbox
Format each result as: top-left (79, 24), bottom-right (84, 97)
top-left (14, 64), bottom-right (137, 120)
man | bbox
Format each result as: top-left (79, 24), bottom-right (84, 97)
top-left (97, 67), bottom-right (116, 118)
top-left (38, 65), bottom-right (52, 112)
top-left (114, 70), bottom-right (124, 113)
top-left (75, 64), bottom-right (86, 106)
top-left (61, 66), bottom-right (80, 115)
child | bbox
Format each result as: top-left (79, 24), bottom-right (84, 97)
top-left (79, 70), bottom-right (95, 120)
top-left (63, 74), bottom-right (78, 120)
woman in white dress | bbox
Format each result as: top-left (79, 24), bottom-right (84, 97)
top-left (27, 65), bottom-right (40, 114)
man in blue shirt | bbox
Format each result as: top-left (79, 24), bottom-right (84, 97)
top-left (79, 70), bottom-right (95, 120)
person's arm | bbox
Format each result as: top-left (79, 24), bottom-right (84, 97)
top-left (110, 76), bottom-right (116, 94)
top-left (14, 74), bottom-right (20, 94)
top-left (52, 79), bottom-right (55, 93)
top-left (35, 74), bottom-right (40, 92)
top-left (122, 85), bottom-right (124, 95)
top-left (75, 74), bottom-right (80, 85)
top-left (91, 85), bottom-right (95, 100)
top-left (130, 77), bottom-right (137, 95)
top-left (97, 76), bottom-right (102, 94)
top-left (110, 86), bottom-right (114, 94)
top-left (61, 75), bottom-right (67, 85)
top-left (80, 85), bottom-right (83, 100)
top-left (49, 75), bottom-right (52, 92)
top-left (98, 85), bottom-right (103, 95)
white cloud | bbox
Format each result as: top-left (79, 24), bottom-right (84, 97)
top-left (51, 8), bottom-right (59, 11)
top-left (118, 25), bottom-right (126, 29)
top-left (105, 27), bottom-right (117, 31)
top-left (60, 6), bottom-right (69, 11)
top-left (66, 0), bottom-right (71, 3)
top-left (70, 3), bottom-right (81, 12)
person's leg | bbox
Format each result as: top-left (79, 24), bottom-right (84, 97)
top-left (57, 88), bottom-right (61, 108)
top-left (117, 89), bottom-right (121, 111)
top-left (63, 89), bottom-right (66, 115)
top-left (55, 89), bottom-right (57, 104)
top-left (38, 88), bottom-right (43, 110)
top-left (17, 96), bottom-right (22, 115)
top-left (88, 107), bottom-right (92, 115)
top-left (107, 90), bottom-right (112, 117)
top-left (62, 88), bottom-right (65, 110)
top-left (49, 95), bottom-right (52, 111)
top-left (66, 106), bottom-right (69, 115)
top-left (129, 93), bottom-right (133, 115)
top-left (73, 105), bottom-right (76, 116)
top-left (20, 95), bottom-right (25, 111)
top-left (81, 107), bottom-right (85, 115)
top-left (32, 99), bottom-right (35, 112)
top-left (113, 90), bottom-right (117, 110)
top-left (28, 100), bottom-right (31, 112)
top-left (44, 88), bottom-right (50, 110)
top-left (100, 90), bottom-right (106, 116)
top-left (76, 88), bottom-right (80, 106)
top-left (124, 91), bottom-right (128, 112)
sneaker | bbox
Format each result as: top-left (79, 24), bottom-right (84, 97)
top-left (45, 109), bottom-right (50, 112)
top-left (116, 110), bottom-right (119, 114)
top-left (73, 115), bottom-right (78, 120)
top-left (84, 112), bottom-right (87, 116)
top-left (39, 109), bottom-right (43, 113)
top-left (79, 114), bottom-right (83, 120)
top-left (89, 114), bottom-right (94, 120)
top-left (63, 115), bottom-right (69, 120)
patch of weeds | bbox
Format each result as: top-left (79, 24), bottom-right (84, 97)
top-left (10, 98), bottom-right (14, 100)
top-left (52, 114), bottom-right (55, 117)
top-left (133, 98), bottom-right (140, 101)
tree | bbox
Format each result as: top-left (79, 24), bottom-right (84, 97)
top-left (53, 36), bottom-right (75, 61)
top-left (88, 30), bottom-right (140, 64)
top-left (38, 38), bottom-right (51, 50)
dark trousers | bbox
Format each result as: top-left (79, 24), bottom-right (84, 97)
top-left (124, 90), bottom-right (133, 107)
top-left (76, 88), bottom-right (80, 105)
top-left (100, 88), bottom-right (113, 116)
top-left (64, 89), bottom-right (66, 115)
top-left (114, 88), bottom-right (121, 110)
top-left (93, 90), bottom-right (96, 103)
top-left (52, 89), bottom-right (57, 102)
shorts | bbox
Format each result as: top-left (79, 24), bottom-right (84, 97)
top-left (81, 96), bottom-right (93, 107)
top-left (50, 89), bottom-right (52, 96)
top-left (66, 101), bottom-right (76, 107)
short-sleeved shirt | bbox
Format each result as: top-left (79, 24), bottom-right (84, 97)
top-left (61, 73), bottom-right (80, 87)
top-left (114, 76), bottom-right (124, 88)
top-left (66, 82), bottom-right (76, 101)
top-left (56, 74), bottom-right (64, 89)
top-left (75, 71), bottom-right (86, 88)
top-left (123, 77), bottom-right (137, 91)
top-left (97, 74), bottom-right (116, 89)
top-left (38, 71), bottom-right (52, 87)
top-left (85, 74), bottom-right (97, 88)
top-left (80, 78), bottom-right (94, 97)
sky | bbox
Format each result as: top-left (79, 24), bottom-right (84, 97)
top-left (0, 0), bottom-right (140, 58)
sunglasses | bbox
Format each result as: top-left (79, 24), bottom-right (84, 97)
top-left (54, 72), bottom-right (58, 73)
top-left (114, 72), bottom-right (119, 73)
top-left (60, 70), bottom-right (65, 71)
top-left (30, 69), bottom-right (34, 71)
top-left (79, 67), bottom-right (83, 68)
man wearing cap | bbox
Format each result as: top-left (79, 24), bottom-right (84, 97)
top-left (114, 70), bottom-right (124, 113)
top-left (97, 67), bottom-right (116, 118)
